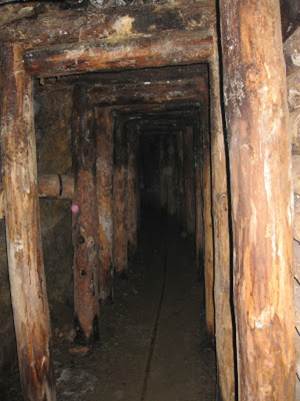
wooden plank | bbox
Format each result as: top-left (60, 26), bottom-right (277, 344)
top-left (72, 85), bottom-right (100, 343)
top-left (0, 43), bottom-right (56, 401)
top-left (113, 120), bottom-right (128, 275)
top-left (127, 124), bottom-right (139, 258)
top-left (95, 108), bottom-right (114, 302)
top-left (220, 0), bottom-right (295, 399)
top-left (202, 119), bottom-right (214, 336)
top-left (210, 36), bottom-right (235, 401)
top-left (24, 31), bottom-right (213, 78)
top-left (183, 126), bottom-right (195, 235)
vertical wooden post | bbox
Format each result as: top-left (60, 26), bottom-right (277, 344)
top-left (160, 135), bottom-right (168, 213)
top-left (220, 0), bottom-right (295, 399)
top-left (194, 120), bottom-right (204, 278)
top-left (176, 130), bottom-right (185, 228)
top-left (127, 124), bottom-right (139, 258)
top-left (72, 85), bottom-right (99, 343)
top-left (95, 107), bottom-right (114, 302)
top-left (183, 126), bottom-right (195, 235)
top-left (202, 112), bottom-right (215, 336)
top-left (0, 44), bottom-right (56, 401)
top-left (210, 35), bottom-right (235, 400)
top-left (113, 119), bottom-right (128, 275)
top-left (168, 134), bottom-right (177, 216)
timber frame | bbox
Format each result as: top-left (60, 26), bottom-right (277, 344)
top-left (0, 0), bottom-right (295, 400)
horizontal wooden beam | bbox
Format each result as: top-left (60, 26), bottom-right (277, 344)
top-left (89, 77), bottom-right (207, 106)
top-left (24, 30), bottom-right (213, 78)
top-left (0, 174), bottom-right (74, 219)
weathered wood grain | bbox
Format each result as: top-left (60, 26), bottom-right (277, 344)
top-left (220, 0), bottom-right (295, 399)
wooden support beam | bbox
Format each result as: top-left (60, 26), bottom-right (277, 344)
top-left (167, 135), bottom-right (177, 216)
top-left (127, 125), bottom-right (139, 258)
top-left (24, 31), bottom-right (213, 78)
top-left (160, 135), bottom-right (168, 212)
top-left (220, 0), bottom-right (295, 399)
top-left (89, 78), bottom-right (207, 107)
top-left (113, 120), bottom-right (128, 275)
top-left (210, 37), bottom-right (235, 401)
top-left (72, 85), bottom-right (99, 343)
top-left (95, 108), bottom-right (114, 302)
top-left (202, 116), bottom-right (215, 337)
top-left (0, 174), bottom-right (74, 219)
top-left (0, 43), bottom-right (56, 401)
top-left (194, 122), bottom-right (204, 278)
top-left (176, 131), bottom-right (185, 227)
top-left (183, 126), bottom-right (195, 235)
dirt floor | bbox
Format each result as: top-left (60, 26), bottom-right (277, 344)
top-left (1, 209), bottom-right (216, 401)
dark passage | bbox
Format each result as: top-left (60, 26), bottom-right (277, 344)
top-left (1, 210), bottom-right (216, 401)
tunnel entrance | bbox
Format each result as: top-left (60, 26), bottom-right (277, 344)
top-left (1, 64), bottom-right (217, 401)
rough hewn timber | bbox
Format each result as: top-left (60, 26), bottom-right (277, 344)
top-left (95, 107), bottom-right (114, 301)
top-left (24, 31), bottom-right (212, 78)
top-left (176, 130), bottom-right (185, 227)
top-left (202, 114), bottom-right (214, 337)
top-left (0, 0), bottom-right (214, 48)
top-left (194, 121), bottom-right (204, 278)
top-left (113, 119), bottom-right (128, 275)
top-left (209, 36), bottom-right (235, 401)
top-left (0, 43), bottom-right (56, 401)
top-left (89, 78), bottom-right (207, 107)
top-left (183, 126), bottom-right (195, 235)
top-left (127, 124), bottom-right (139, 258)
top-left (72, 85), bottom-right (100, 343)
top-left (220, 0), bottom-right (295, 399)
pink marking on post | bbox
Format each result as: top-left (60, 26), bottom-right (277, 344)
top-left (71, 203), bottom-right (80, 214)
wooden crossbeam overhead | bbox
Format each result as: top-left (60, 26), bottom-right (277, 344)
top-left (24, 31), bottom-right (213, 78)
top-left (89, 78), bottom-right (207, 107)
top-left (0, 0), bottom-right (214, 48)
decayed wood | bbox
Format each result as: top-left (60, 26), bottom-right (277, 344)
top-left (38, 174), bottom-right (74, 199)
top-left (0, 174), bottom-right (74, 219)
top-left (284, 27), bottom-right (300, 75)
top-left (220, 0), bottom-right (295, 399)
top-left (113, 120), bottom-right (128, 275)
top-left (24, 31), bottom-right (213, 78)
top-left (127, 125), bottom-right (139, 258)
top-left (72, 85), bottom-right (99, 343)
top-left (194, 122), bottom-right (204, 277)
top-left (0, 0), bottom-right (215, 48)
top-left (0, 43), bottom-right (56, 401)
top-left (183, 126), bottom-right (195, 235)
top-left (167, 134), bottom-right (177, 216)
top-left (209, 37), bottom-right (235, 401)
top-left (202, 116), bottom-right (214, 337)
top-left (95, 107), bottom-right (114, 301)
top-left (89, 78), bottom-right (206, 107)
top-left (176, 130), bottom-right (185, 227)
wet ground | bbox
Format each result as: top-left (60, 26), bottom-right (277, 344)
top-left (1, 210), bottom-right (216, 401)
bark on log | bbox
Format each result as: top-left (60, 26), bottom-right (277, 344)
top-left (220, 0), bottom-right (295, 399)
top-left (72, 85), bottom-right (100, 343)
top-left (113, 120), bottom-right (128, 275)
top-left (210, 37), bottom-right (235, 401)
top-left (24, 31), bottom-right (213, 78)
top-left (127, 125), bottom-right (139, 258)
top-left (0, 43), bottom-right (56, 401)
top-left (202, 113), bottom-right (215, 337)
top-left (183, 126), bottom-right (195, 235)
top-left (95, 108), bottom-right (114, 302)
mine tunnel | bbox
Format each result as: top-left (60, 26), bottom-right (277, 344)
top-left (1, 1), bottom-right (300, 401)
